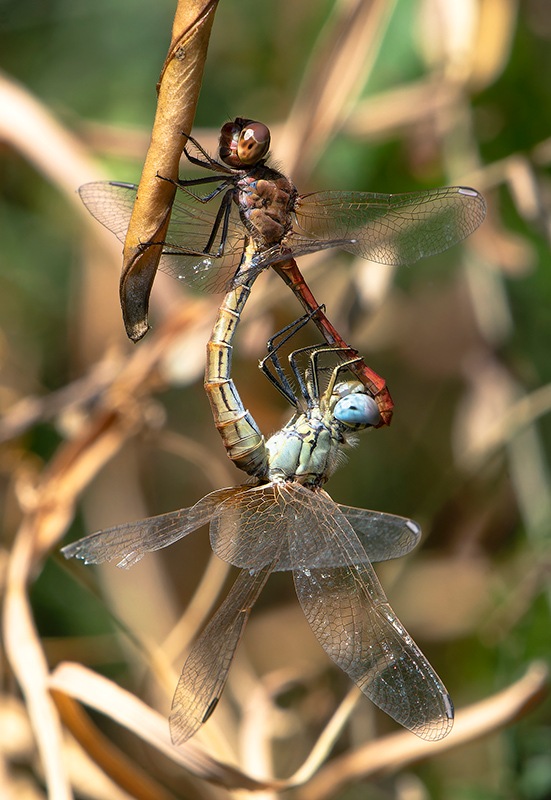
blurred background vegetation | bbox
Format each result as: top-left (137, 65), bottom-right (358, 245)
top-left (1, 0), bottom-right (551, 798)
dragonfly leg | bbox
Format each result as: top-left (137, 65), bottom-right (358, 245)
top-left (204, 190), bottom-right (233, 256)
top-left (310, 349), bottom-right (362, 398)
top-left (181, 131), bottom-right (232, 173)
top-left (260, 309), bottom-right (323, 406)
top-left (272, 259), bottom-right (394, 426)
top-left (156, 171), bottom-right (229, 197)
top-left (264, 308), bottom-right (323, 363)
top-left (287, 343), bottom-right (349, 405)
top-left (149, 176), bottom-right (235, 261)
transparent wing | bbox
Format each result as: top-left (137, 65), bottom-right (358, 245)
top-left (78, 182), bottom-right (248, 292)
top-left (169, 564), bottom-right (272, 744)
top-left (338, 504), bottom-right (422, 561)
top-left (211, 483), bottom-right (369, 571)
top-left (78, 183), bottom-right (486, 292)
top-left (209, 483), bottom-right (290, 569)
top-left (210, 483), bottom-right (422, 571)
top-left (61, 486), bottom-right (245, 568)
top-left (286, 484), bottom-right (453, 740)
top-left (292, 187), bottom-right (486, 266)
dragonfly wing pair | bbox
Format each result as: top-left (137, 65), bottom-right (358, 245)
top-left (167, 482), bottom-right (450, 743)
top-left (60, 486), bottom-right (243, 568)
top-left (61, 483), bottom-right (419, 569)
top-left (170, 563), bottom-right (273, 744)
top-left (79, 182), bottom-right (486, 293)
top-left (287, 486), bottom-right (453, 742)
top-left (63, 480), bottom-right (447, 742)
top-left (79, 182), bottom-right (248, 292)
top-left (293, 187), bottom-right (486, 266)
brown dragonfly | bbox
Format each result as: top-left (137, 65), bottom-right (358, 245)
top-left (79, 118), bottom-right (486, 425)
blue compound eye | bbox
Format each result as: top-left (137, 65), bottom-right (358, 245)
top-left (334, 394), bottom-right (381, 427)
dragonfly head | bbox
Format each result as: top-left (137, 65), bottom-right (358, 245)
top-left (331, 381), bottom-right (381, 430)
top-left (219, 118), bottom-right (271, 168)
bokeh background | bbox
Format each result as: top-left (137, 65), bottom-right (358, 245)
top-left (1, 1), bottom-right (551, 798)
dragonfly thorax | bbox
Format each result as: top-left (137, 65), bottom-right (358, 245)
top-left (236, 170), bottom-right (297, 247)
top-left (265, 412), bottom-right (342, 486)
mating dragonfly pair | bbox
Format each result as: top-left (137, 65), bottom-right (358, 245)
top-left (64, 118), bottom-right (485, 744)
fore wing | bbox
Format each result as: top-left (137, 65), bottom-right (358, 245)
top-left (210, 483), bottom-right (422, 570)
top-left (61, 486), bottom-right (245, 568)
top-left (78, 181), bottom-right (247, 292)
top-left (292, 187), bottom-right (486, 266)
top-left (289, 485), bottom-right (453, 740)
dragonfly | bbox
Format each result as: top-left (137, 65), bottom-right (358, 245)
top-left (63, 315), bottom-right (453, 745)
top-left (78, 117), bottom-right (486, 425)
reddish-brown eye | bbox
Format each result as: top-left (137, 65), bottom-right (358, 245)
top-left (236, 122), bottom-right (271, 164)
top-left (218, 120), bottom-right (242, 166)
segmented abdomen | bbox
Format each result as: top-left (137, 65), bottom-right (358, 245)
top-left (204, 280), bottom-right (269, 478)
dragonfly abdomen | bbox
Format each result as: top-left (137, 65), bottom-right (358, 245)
top-left (205, 282), bottom-right (268, 477)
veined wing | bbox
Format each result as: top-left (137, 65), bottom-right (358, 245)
top-left (170, 564), bottom-right (272, 744)
top-left (62, 486), bottom-right (247, 568)
top-left (78, 182), bottom-right (247, 292)
top-left (210, 483), bottom-right (422, 570)
top-left (287, 484), bottom-right (453, 740)
top-left (338, 504), bottom-right (421, 561)
top-left (292, 187), bottom-right (486, 266)
top-left (209, 483), bottom-right (288, 569)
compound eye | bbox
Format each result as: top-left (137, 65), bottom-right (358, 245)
top-left (334, 394), bottom-right (381, 428)
top-left (237, 122), bottom-right (271, 164)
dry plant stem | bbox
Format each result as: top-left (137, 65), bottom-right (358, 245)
top-left (457, 376), bottom-right (551, 471)
top-left (51, 692), bottom-right (178, 800)
top-left (49, 663), bottom-right (273, 792)
top-left (279, 0), bottom-right (396, 179)
top-left (3, 412), bottom-right (142, 800)
top-left (0, 71), bottom-right (106, 199)
top-left (4, 530), bottom-right (71, 799)
top-left (2, 304), bottom-right (203, 799)
top-left (48, 661), bottom-right (547, 794)
top-left (295, 662), bottom-right (549, 800)
top-left (121, 0), bottom-right (219, 341)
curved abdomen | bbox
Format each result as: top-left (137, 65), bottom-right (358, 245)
top-left (204, 281), bottom-right (269, 478)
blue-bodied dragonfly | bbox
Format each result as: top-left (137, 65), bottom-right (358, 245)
top-left (63, 314), bottom-right (452, 744)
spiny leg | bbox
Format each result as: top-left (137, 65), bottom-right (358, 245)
top-left (260, 308), bottom-right (323, 406)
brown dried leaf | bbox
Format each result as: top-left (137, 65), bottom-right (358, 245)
top-left (121, 0), bottom-right (219, 341)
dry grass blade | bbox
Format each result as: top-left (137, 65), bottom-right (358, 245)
top-left (121, 0), bottom-right (220, 341)
top-left (279, 0), bottom-right (396, 179)
top-left (51, 691), bottom-right (179, 800)
top-left (2, 405), bottom-right (146, 799)
top-left (2, 303), bottom-right (205, 799)
top-left (0, 72), bottom-right (107, 198)
top-left (49, 663), bottom-right (281, 792)
top-left (49, 660), bottom-right (548, 796)
top-left (295, 662), bottom-right (549, 800)
top-left (284, 686), bottom-right (363, 786)
top-left (4, 532), bottom-right (71, 799)
top-left (455, 381), bottom-right (551, 471)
